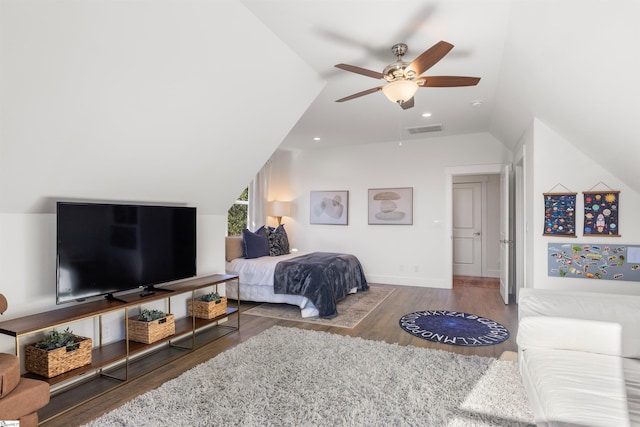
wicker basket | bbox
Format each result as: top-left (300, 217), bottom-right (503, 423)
top-left (25, 336), bottom-right (92, 378)
top-left (187, 297), bottom-right (228, 320)
top-left (128, 313), bottom-right (175, 344)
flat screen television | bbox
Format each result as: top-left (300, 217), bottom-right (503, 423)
top-left (56, 202), bottom-right (197, 304)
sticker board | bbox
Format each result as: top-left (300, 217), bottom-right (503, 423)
top-left (548, 242), bottom-right (640, 282)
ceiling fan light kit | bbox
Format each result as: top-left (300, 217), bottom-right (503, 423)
top-left (382, 79), bottom-right (419, 104)
top-left (335, 40), bottom-right (480, 110)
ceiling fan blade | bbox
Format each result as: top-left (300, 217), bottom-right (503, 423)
top-left (335, 63), bottom-right (385, 80)
top-left (400, 97), bottom-right (414, 110)
top-left (335, 87), bottom-right (383, 103)
top-left (417, 76), bottom-right (481, 87)
top-left (407, 41), bottom-right (454, 76)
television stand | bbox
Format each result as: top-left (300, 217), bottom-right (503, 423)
top-left (105, 293), bottom-right (128, 304)
top-left (139, 285), bottom-right (175, 297)
top-left (0, 274), bottom-right (240, 424)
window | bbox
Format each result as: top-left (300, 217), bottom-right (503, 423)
top-left (227, 187), bottom-right (248, 236)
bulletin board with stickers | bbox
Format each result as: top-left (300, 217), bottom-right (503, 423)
top-left (548, 243), bottom-right (640, 282)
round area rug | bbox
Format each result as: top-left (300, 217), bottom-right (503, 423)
top-left (399, 310), bottom-right (510, 346)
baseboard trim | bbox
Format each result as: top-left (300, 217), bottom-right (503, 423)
top-left (366, 274), bottom-right (448, 289)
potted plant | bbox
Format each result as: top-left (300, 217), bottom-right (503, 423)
top-left (25, 327), bottom-right (92, 378)
top-left (188, 291), bottom-right (228, 320)
top-left (128, 309), bottom-right (175, 344)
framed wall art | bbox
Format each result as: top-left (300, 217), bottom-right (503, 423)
top-left (543, 192), bottom-right (576, 237)
top-left (368, 187), bottom-right (413, 225)
top-left (583, 190), bottom-right (620, 236)
top-left (310, 191), bottom-right (348, 225)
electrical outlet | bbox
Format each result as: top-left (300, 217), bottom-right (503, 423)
top-left (103, 324), bottom-right (111, 341)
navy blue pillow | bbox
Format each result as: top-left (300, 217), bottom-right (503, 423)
top-left (242, 226), bottom-right (270, 259)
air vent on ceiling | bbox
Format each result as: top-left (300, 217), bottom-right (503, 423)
top-left (406, 124), bottom-right (444, 134)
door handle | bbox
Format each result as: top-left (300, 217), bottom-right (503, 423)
top-left (473, 232), bottom-right (481, 236)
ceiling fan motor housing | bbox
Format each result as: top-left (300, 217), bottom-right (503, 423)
top-left (383, 43), bottom-right (416, 82)
top-left (383, 61), bottom-right (415, 82)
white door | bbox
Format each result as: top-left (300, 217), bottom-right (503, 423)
top-left (499, 164), bottom-right (511, 304)
top-left (452, 182), bottom-right (482, 276)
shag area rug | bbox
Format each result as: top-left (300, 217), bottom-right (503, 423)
top-left (399, 310), bottom-right (510, 347)
top-left (244, 284), bottom-right (394, 328)
top-left (83, 326), bottom-right (533, 427)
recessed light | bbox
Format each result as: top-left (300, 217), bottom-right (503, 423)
top-left (470, 100), bottom-right (484, 108)
top-left (313, 137), bottom-right (321, 141)
top-left (422, 112), bottom-right (432, 118)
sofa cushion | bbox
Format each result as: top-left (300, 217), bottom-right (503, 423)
top-left (0, 353), bottom-right (20, 398)
top-left (0, 377), bottom-right (50, 421)
top-left (518, 316), bottom-right (623, 356)
top-left (624, 357), bottom-right (640, 426)
top-left (519, 288), bottom-right (640, 358)
top-left (520, 347), bottom-right (630, 426)
top-left (18, 412), bottom-right (39, 427)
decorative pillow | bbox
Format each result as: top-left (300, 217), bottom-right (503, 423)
top-left (241, 226), bottom-right (269, 259)
top-left (266, 224), bottom-right (290, 256)
top-left (225, 236), bottom-right (244, 262)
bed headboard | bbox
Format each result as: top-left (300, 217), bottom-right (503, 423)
top-left (225, 236), bottom-right (244, 262)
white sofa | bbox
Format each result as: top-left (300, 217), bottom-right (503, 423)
top-left (517, 288), bottom-right (640, 427)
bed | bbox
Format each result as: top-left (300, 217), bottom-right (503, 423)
top-left (224, 235), bottom-right (368, 318)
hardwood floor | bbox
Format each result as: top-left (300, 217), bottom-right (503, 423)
top-left (41, 277), bottom-right (517, 426)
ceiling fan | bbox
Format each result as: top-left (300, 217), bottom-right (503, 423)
top-left (335, 41), bottom-right (480, 110)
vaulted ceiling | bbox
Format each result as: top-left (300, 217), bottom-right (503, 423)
top-left (242, 0), bottom-right (640, 192)
top-left (2, 1), bottom-right (639, 216)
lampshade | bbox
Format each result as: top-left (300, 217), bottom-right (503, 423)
top-left (268, 201), bottom-right (291, 218)
top-left (382, 79), bottom-right (419, 104)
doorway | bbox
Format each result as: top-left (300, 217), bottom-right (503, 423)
top-left (452, 176), bottom-right (501, 278)
top-left (444, 164), bottom-right (512, 303)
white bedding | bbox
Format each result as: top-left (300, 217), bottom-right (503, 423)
top-left (226, 252), bottom-right (303, 287)
top-left (225, 253), bottom-right (319, 317)
top-left (225, 252), bottom-right (358, 318)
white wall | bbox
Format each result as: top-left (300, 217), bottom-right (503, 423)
top-left (269, 132), bottom-right (512, 288)
top-left (492, 1), bottom-right (640, 194)
top-left (0, 0), bottom-right (325, 353)
top-left (0, 1), bottom-right (323, 216)
top-left (530, 118), bottom-right (640, 294)
top-left (0, 213), bottom-right (226, 353)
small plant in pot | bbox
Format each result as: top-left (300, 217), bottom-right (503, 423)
top-left (137, 309), bottom-right (168, 322)
top-left (188, 291), bottom-right (227, 319)
top-left (26, 327), bottom-right (92, 378)
top-left (199, 291), bottom-right (221, 304)
top-left (35, 327), bottom-right (81, 351)
top-left (129, 309), bottom-right (175, 344)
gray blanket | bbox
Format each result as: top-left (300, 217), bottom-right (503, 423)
top-left (273, 252), bottom-right (369, 318)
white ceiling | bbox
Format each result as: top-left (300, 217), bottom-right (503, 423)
top-left (242, 0), bottom-right (511, 150)
top-left (241, 0), bottom-right (640, 193)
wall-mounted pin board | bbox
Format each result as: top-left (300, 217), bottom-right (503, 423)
top-left (548, 242), bottom-right (640, 282)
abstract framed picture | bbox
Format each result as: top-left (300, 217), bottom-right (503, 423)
top-left (368, 187), bottom-right (413, 225)
top-left (310, 191), bottom-right (348, 225)
top-left (583, 191), bottom-right (620, 236)
top-left (543, 192), bottom-right (576, 237)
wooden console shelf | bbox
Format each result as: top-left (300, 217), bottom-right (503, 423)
top-left (0, 274), bottom-right (240, 422)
